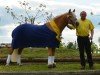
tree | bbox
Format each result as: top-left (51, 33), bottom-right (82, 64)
top-left (66, 41), bottom-right (78, 50)
top-left (91, 42), bottom-right (99, 54)
top-left (66, 42), bottom-right (73, 49)
top-left (5, 1), bottom-right (53, 24)
top-left (98, 37), bottom-right (100, 46)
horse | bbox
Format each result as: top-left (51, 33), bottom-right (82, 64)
top-left (6, 9), bottom-right (78, 68)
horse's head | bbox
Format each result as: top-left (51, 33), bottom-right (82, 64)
top-left (66, 9), bottom-right (79, 28)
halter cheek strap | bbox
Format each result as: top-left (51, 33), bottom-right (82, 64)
top-left (67, 15), bottom-right (76, 29)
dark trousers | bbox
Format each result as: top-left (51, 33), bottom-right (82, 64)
top-left (77, 36), bottom-right (93, 67)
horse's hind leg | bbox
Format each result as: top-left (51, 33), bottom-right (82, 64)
top-left (48, 47), bottom-right (56, 68)
top-left (6, 47), bottom-right (14, 66)
top-left (17, 48), bottom-right (23, 65)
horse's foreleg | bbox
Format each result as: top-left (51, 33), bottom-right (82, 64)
top-left (48, 47), bottom-right (56, 68)
top-left (17, 48), bottom-right (23, 65)
top-left (48, 48), bottom-right (55, 56)
top-left (6, 47), bottom-right (14, 66)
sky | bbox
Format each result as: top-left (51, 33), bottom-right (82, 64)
top-left (0, 0), bottom-right (100, 47)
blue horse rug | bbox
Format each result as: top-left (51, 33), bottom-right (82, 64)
top-left (11, 23), bottom-right (60, 49)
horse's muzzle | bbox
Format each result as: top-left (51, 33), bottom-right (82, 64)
top-left (75, 21), bottom-right (79, 27)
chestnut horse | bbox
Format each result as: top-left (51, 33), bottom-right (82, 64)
top-left (6, 9), bottom-right (78, 68)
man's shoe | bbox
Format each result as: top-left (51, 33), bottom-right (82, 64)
top-left (89, 66), bottom-right (94, 70)
top-left (81, 66), bottom-right (85, 70)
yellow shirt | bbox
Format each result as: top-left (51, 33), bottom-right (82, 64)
top-left (76, 19), bottom-right (94, 36)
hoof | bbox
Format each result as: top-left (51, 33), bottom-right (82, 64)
top-left (5, 64), bottom-right (10, 66)
top-left (53, 63), bottom-right (56, 68)
top-left (48, 63), bottom-right (56, 68)
top-left (17, 63), bottom-right (23, 66)
top-left (48, 64), bottom-right (53, 68)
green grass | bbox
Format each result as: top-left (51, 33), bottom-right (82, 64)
top-left (0, 47), bottom-right (80, 58)
top-left (0, 47), bottom-right (100, 72)
top-left (0, 47), bottom-right (100, 58)
top-left (0, 63), bottom-right (100, 72)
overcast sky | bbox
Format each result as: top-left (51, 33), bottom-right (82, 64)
top-left (0, 0), bottom-right (100, 47)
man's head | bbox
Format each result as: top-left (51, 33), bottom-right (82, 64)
top-left (80, 11), bottom-right (87, 20)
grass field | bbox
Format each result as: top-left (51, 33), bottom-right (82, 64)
top-left (0, 47), bottom-right (80, 58)
top-left (0, 47), bottom-right (100, 72)
top-left (0, 47), bottom-right (100, 58)
top-left (0, 62), bottom-right (100, 72)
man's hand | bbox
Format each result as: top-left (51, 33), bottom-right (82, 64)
top-left (89, 36), bottom-right (93, 40)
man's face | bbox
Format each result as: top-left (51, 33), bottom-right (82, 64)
top-left (80, 11), bottom-right (87, 19)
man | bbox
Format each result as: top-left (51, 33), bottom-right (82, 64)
top-left (76, 11), bottom-right (94, 69)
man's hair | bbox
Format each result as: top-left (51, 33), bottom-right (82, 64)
top-left (80, 11), bottom-right (87, 16)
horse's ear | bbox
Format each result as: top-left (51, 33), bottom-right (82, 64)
top-left (68, 9), bottom-right (71, 13)
top-left (73, 9), bottom-right (75, 12)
